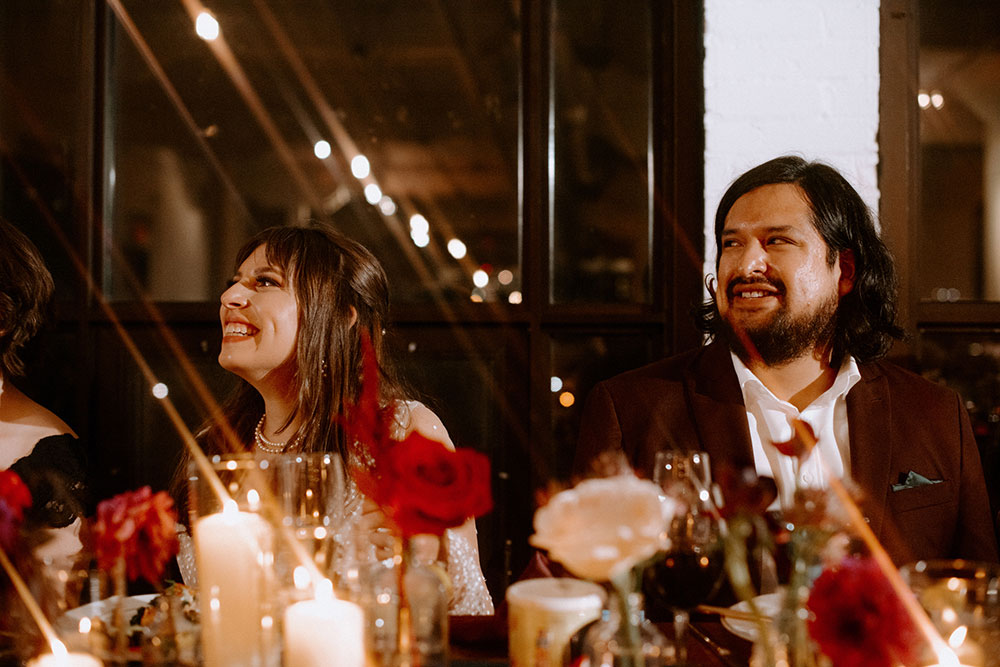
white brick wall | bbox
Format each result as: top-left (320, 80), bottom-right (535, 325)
top-left (702, 0), bottom-right (881, 277)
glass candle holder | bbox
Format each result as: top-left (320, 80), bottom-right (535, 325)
top-left (188, 454), bottom-right (278, 667)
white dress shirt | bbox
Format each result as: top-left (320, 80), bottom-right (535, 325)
top-left (731, 352), bottom-right (862, 511)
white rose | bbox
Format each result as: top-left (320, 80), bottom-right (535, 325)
top-left (530, 475), bottom-right (676, 582)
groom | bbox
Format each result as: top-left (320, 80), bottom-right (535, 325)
top-left (576, 156), bottom-right (998, 565)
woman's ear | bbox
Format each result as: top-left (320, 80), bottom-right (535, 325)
top-left (348, 305), bottom-right (358, 329)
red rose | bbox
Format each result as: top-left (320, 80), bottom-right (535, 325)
top-left (94, 487), bottom-right (179, 585)
top-left (807, 556), bottom-right (920, 667)
top-left (380, 432), bottom-right (493, 537)
top-left (0, 471), bottom-right (32, 550)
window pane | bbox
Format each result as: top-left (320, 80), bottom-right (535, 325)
top-left (550, 0), bottom-right (653, 304)
top-left (0, 1), bottom-right (93, 302)
top-left (550, 332), bottom-right (658, 478)
top-left (915, 329), bottom-right (1000, 511)
top-left (917, 0), bottom-right (1000, 302)
top-left (106, 1), bottom-right (520, 303)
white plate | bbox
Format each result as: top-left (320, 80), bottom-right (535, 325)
top-left (61, 594), bottom-right (157, 629)
top-left (720, 591), bottom-right (783, 642)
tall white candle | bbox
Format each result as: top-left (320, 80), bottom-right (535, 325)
top-left (283, 596), bottom-right (365, 667)
top-left (27, 654), bottom-right (102, 667)
top-left (194, 505), bottom-right (275, 667)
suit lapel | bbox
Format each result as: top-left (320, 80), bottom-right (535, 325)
top-left (683, 342), bottom-right (755, 470)
top-left (846, 364), bottom-right (892, 536)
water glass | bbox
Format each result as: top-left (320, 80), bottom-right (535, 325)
top-left (901, 559), bottom-right (1000, 666)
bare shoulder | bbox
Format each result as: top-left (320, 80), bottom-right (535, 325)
top-left (0, 385), bottom-right (75, 467)
top-left (396, 400), bottom-right (455, 450)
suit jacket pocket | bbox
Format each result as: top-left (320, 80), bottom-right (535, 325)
top-left (888, 479), bottom-right (953, 513)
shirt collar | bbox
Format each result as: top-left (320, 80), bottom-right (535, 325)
top-left (731, 351), bottom-right (861, 409)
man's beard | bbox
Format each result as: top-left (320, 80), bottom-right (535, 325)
top-left (719, 286), bottom-right (839, 367)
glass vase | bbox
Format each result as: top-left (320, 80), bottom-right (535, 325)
top-left (580, 586), bottom-right (674, 667)
top-left (363, 535), bottom-right (450, 667)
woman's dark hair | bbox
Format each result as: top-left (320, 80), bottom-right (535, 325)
top-left (0, 218), bottom-right (54, 378)
top-left (695, 155), bottom-right (904, 363)
top-left (196, 223), bottom-right (409, 461)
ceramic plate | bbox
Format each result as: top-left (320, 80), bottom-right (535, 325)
top-left (720, 591), bottom-right (783, 642)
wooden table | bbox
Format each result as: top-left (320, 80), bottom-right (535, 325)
top-left (450, 615), bottom-right (753, 666)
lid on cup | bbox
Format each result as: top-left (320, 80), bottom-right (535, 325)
top-left (505, 578), bottom-right (605, 612)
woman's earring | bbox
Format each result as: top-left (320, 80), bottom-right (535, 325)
top-left (321, 359), bottom-right (329, 377)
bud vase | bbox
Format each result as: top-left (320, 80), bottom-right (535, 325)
top-left (580, 581), bottom-right (674, 667)
top-left (364, 535), bottom-right (450, 667)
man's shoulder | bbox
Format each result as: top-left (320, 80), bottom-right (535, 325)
top-left (596, 344), bottom-right (716, 393)
top-left (859, 358), bottom-right (959, 404)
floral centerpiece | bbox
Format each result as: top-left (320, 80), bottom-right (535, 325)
top-left (716, 420), bottom-right (923, 667)
top-left (343, 334), bottom-right (493, 666)
top-left (92, 486), bottom-right (179, 660)
top-left (530, 474), bottom-right (677, 667)
top-left (344, 335), bottom-right (493, 539)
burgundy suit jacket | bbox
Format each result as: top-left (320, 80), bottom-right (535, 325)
top-left (575, 340), bottom-right (999, 566)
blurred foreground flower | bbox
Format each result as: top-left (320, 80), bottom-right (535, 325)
top-left (0, 470), bottom-right (32, 551)
top-left (807, 555), bottom-right (920, 667)
top-left (530, 475), bottom-right (674, 582)
top-left (94, 486), bottom-right (179, 585)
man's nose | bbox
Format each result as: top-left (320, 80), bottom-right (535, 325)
top-left (735, 242), bottom-right (768, 277)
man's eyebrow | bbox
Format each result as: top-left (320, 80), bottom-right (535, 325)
top-left (721, 224), bottom-right (798, 236)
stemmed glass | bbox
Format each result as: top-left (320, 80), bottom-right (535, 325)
top-left (642, 450), bottom-right (725, 662)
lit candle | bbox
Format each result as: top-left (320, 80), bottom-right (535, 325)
top-left (283, 589), bottom-right (364, 667)
top-left (27, 652), bottom-right (102, 667)
top-left (194, 503), bottom-right (275, 667)
top-left (507, 578), bottom-right (605, 667)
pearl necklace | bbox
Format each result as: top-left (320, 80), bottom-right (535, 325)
top-left (253, 414), bottom-right (302, 454)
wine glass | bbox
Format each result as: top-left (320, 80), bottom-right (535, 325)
top-left (642, 450), bottom-right (724, 662)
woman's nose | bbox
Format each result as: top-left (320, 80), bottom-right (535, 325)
top-left (221, 282), bottom-right (248, 308)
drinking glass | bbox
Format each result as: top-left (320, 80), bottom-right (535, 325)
top-left (642, 450), bottom-right (724, 662)
top-left (274, 452), bottom-right (345, 580)
top-left (901, 559), bottom-right (1000, 666)
top-left (188, 454), bottom-right (279, 667)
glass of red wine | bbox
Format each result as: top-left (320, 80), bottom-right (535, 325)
top-left (642, 450), bottom-right (724, 662)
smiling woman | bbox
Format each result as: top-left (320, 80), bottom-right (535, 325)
top-left (174, 222), bottom-right (494, 616)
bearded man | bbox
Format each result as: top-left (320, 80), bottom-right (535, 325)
top-left (576, 155), bottom-right (998, 564)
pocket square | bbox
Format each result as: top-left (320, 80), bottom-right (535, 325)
top-left (891, 470), bottom-right (943, 492)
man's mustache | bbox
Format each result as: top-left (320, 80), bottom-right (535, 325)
top-left (725, 276), bottom-right (785, 300)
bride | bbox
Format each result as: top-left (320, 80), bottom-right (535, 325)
top-left (191, 222), bottom-right (493, 615)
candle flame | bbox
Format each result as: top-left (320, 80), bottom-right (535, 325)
top-left (50, 639), bottom-right (67, 657)
top-left (948, 626), bottom-right (968, 649)
top-left (316, 578), bottom-right (334, 601)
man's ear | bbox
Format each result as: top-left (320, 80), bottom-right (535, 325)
top-left (837, 249), bottom-right (856, 297)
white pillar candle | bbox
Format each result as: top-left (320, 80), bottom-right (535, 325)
top-left (27, 653), bottom-right (102, 667)
top-left (507, 578), bottom-right (605, 667)
top-left (283, 596), bottom-right (365, 667)
top-left (195, 506), bottom-right (275, 667)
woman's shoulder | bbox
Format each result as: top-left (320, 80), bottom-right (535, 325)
top-left (0, 386), bottom-right (76, 468)
top-left (393, 400), bottom-right (454, 450)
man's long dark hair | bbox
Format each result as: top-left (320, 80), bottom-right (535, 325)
top-left (696, 155), bottom-right (904, 363)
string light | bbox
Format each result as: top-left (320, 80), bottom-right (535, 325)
top-left (350, 155), bottom-right (370, 179)
top-left (195, 11), bottom-right (220, 41)
top-left (363, 183), bottom-right (382, 205)
top-left (313, 140), bottom-right (331, 159)
top-left (447, 238), bottom-right (467, 259)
